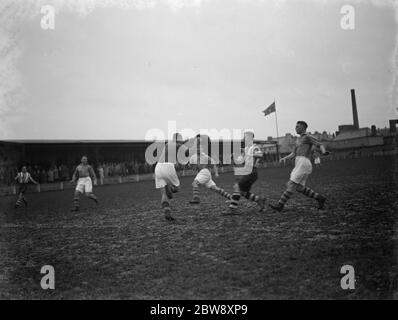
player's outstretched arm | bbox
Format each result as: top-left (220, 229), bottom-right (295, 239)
top-left (70, 168), bottom-right (78, 184)
top-left (29, 175), bottom-right (39, 185)
top-left (319, 144), bottom-right (331, 156)
top-left (280, 151), bottom-right (295, 163)
top-left (308, 134), bottom-right (329, 155)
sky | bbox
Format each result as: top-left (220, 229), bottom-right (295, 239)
top-left (0, 0), bottom-right (397, 140)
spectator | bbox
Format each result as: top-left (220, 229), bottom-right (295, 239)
top-left (115, 163), bottom-right (121, 176)
top-left (134, 162), bottom-right (139, 175)
top-left (120, 162), bottom-right (126, 176)
top-left (58, 165), bottom-right (64, 181)
top-left (40, 169), bottom-right (47, 183)
top-left (103, 163), bottom-right (109, 177)
top-left (98, 165), bottom-right (104, 185)
top-left (53, 166), bottom-right (59, 181)
top-left (47, 168), bottom-right (54, 183)
top-left (62, 165), bottom-right (70, 181)
top-left (32, 166), bottom-right (40, 182)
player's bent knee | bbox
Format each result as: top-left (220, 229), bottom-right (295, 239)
top-left (286, 180), bottom-right (296, 192)
top-left (295, 184), bottom-right (305, 192)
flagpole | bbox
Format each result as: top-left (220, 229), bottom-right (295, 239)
top-left (274, 98), bottom-right (280, 161)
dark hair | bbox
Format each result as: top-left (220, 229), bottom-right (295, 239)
top-left (297, 121), bottom-right (308, 129)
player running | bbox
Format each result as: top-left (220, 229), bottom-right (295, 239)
top-left (154, 133), bottom-right (197, 221)
top-left (229, 130), bottom-right (266, 211)
top-left (188, 134), bottom-right (232, 204)
top-left (269, 121), bottom-right (329, 212)
top-left (14, 166), bottom-right (39, 208)
top-left (70, 156), bottom-right (98, 211)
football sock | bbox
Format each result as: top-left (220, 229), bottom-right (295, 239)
top-left (15, 193), bottom-right (24, 208)
top-left (87, 193), bottom-right (98, 202)
top-left (211, 186), bottom-right (232, 199)
top-left (73, 193), bottom-right (80, 209)
top-left (298, 187), bottom-right (320, 200)
top-left (243, 191), bottom-right (260, 203)
top-left (278, 190), bottom-right (293, 206)
top-left (192, 181), bottom-right (200, 201)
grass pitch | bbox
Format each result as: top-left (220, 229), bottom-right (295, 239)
top-left (0, 157), bottom-right (397, 299)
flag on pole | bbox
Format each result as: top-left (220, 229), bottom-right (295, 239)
top-left (262, 101), bottom-right (276, 117)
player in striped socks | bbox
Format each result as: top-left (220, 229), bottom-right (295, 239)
top-left (188, 134), bottom-right (232, 204)
top-left (228, 130), bottom-right (266, 211)
top-left (14, 166), bottom-right (39, 208)
top-left (269, 121), bottom-right (329, 212)
top-left (70, 156), bottom-right (98, 211)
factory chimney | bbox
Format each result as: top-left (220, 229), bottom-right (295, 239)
top-left (350, 89), bottom-right (359, 130)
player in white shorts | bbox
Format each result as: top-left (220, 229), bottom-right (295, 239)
top-left (70, 156), bottom-right (98, 211)
top-left (188, 135), bottom-right (232, 204)
top-left (269, 121), bottom-right (329, 212)
top-left (154, 133), bottom-right (197, 221)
